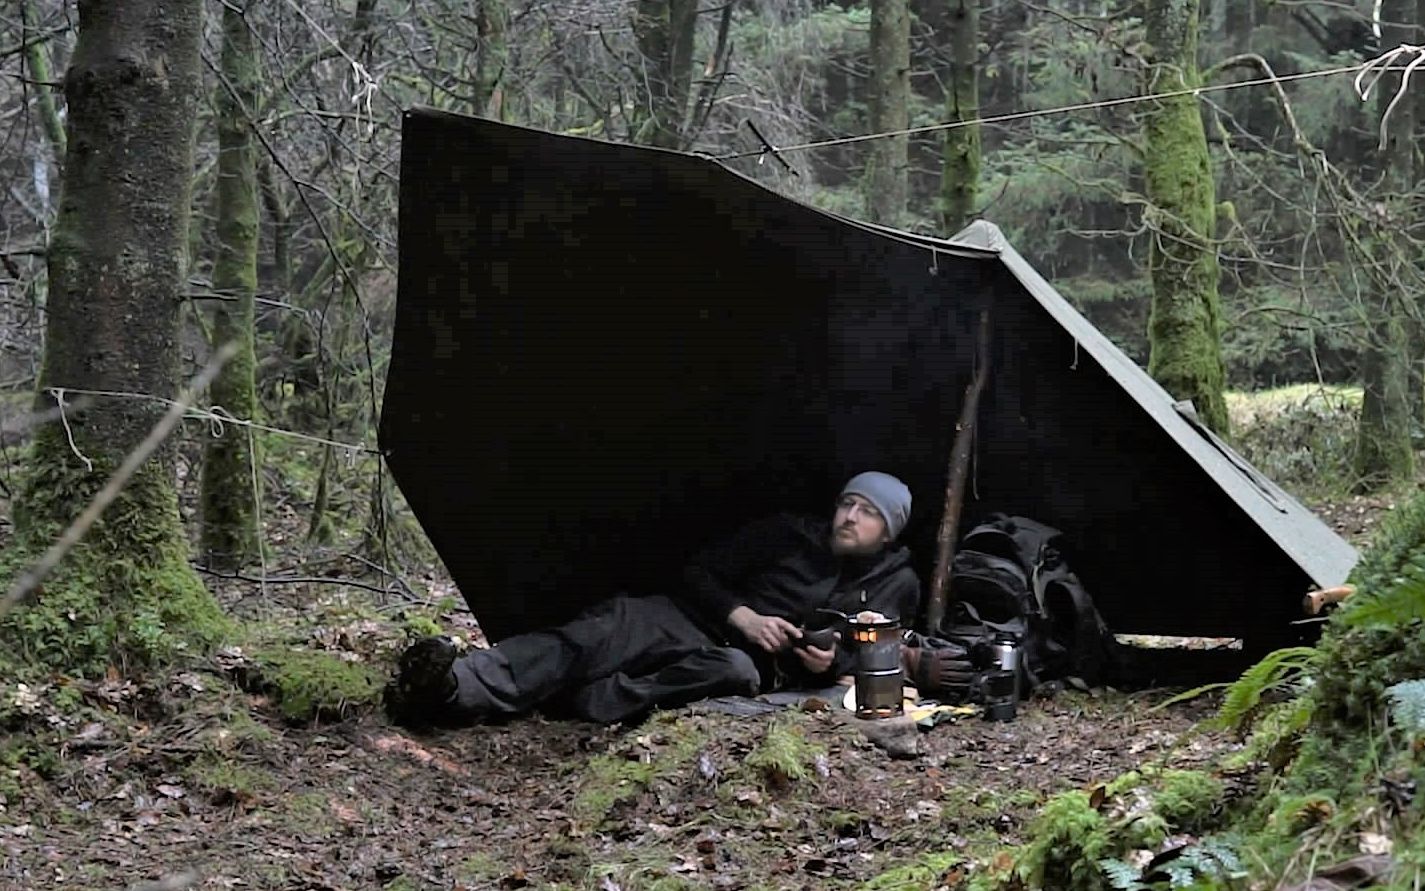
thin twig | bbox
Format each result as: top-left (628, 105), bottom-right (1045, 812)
top-left (0, 344), bottom-right (238, 619)
top-left (127, 872), bottom-right (200, 891)
top-left (193, 564), bottom-right (417, 600)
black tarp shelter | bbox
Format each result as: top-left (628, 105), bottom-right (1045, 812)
top-left (381, 108), bottom-right (1357, 659)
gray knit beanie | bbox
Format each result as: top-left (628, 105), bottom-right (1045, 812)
top-left (840, 471), bottom-right (912, 540)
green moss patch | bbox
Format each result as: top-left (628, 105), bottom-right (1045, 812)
top-left (571, 714), bottom-right (705, 828)
top-left (861, 851), bottom-right (960, 889)
top-left (2, 438), bottom-right (233, 675)
top-left (249, 646), bottom-right (384, 723)
top-left (744, 715), bottom-right (826, 788)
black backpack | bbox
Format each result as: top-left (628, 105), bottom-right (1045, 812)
top-left (935, 514), bottom-right (1124, 691)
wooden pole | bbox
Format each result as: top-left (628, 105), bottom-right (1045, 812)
top-left (926, 308), bottom-right (992, 634)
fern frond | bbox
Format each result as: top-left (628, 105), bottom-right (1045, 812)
top-left (1098, 858), bottom-right (1146, 890)
top-left (1214, 646), bottom-right (1318, 732)
top-left (1342, 568), bottom-right (1425, 630)
top-left (1161, 860), bottom-right (1195, 887)
top-left (1151, 682), bottom-right (1229, 712)
top-left (1198, 838), bottom-right (1242, 875)
top-left (1386, 678), bottom-right (1425, 733)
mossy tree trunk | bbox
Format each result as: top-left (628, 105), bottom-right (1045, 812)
top-left (9, 0), bottom-right (228, 672)
top-left (1410, 0), bottom-right (1425, 428)
top-left (1141, 0), bottom-right (1230, 435)
top-left (472, 0), bottom-right (508, 119)
top-left (939, 0), bottom-right (980, 235)
top-left (20, 0), bottom-right (66, 171)
top-left (1352, 0), bottom-right (1417, 491)
top-left (867, 0), bottom-right (910, 226)
top-left (632, 0), bottom-right (697, 148)
top-left (200, 0), bottom-right (262, 569)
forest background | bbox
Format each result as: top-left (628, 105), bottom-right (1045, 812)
top-left (2, 1), bottom-right (1425, 889)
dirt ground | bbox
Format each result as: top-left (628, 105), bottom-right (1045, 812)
top-left (2, 658), bottom-right (1231, 891)
top-left (0, 446), bottom-right (1398, 891)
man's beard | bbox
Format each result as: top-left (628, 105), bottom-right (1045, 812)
top-left (830, 527), bottom-right (878, 556)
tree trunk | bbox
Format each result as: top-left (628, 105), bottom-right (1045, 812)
top-left (1352, 0), bottom-right (1417, 491)
top-left (9, 0), bottom-right (227, 671)
top-left (939, 0), bottom-right (980, 235)
top-left (1355, 316), bottom-right (1414, 490)
top-left (200, 0), bottom-right (262, 569)
top-left (1142, 0), bottom-right (1230, 435)
top-left (472, 0), bottom-right (508, 119)
top-left (21, 0), bottom-right (66, 170)
top-left (1413, 0), bottom-right (1425, 427)
top-left (307, 444), bottom-right (336, 545)
top-left (867, 0), bottom-right (910, 226)
top-left (632, 0), bottom-right (697, 148)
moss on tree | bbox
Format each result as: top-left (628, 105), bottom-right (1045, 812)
top-left (200, 0), bottom-right (262, 568)
top-left (866, 0), bottom-right (910, 226)
top-left (939, 0), bottom-right (980, 235)
top-left (3, 1), bottom-right (228, 676)
top-left (1350, 0), bottom-right (1417, 492)
top-left (1142, 0), bottom-right (1229, 435)
top-left (5, 431), bottom-right (232, 675)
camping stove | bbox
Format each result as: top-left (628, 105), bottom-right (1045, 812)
top-left (848, 615), bottom-right (903, 719)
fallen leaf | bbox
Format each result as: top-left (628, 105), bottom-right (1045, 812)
top-left (671, 857), bottom-right (699, 874)
top-left (1359, 832), bottom-right (1393, 855)
top-left (330, 800), bottom-right (361, 824)
top-left (1088, 784), bottom-right (1107, 810)
top-left (368, 733), bottom-right (469, 776)
top-left (155, 784), bottom-right (185, 799)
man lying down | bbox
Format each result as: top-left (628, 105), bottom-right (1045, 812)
top-left (385, 471), bottom-right (965, 729)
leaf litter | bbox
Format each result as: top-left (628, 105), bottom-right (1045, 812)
top-left (0, 667), bottom-right (1235, 889)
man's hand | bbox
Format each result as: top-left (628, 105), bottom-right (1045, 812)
top-left (794, 641), bottom-right (837, 675)
top-left (727, 606), bottom-right (799, 653)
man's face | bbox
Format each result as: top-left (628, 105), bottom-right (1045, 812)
top-left (830, 493), bottom-right (891, 556)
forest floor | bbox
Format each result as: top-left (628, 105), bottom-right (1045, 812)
top-left (0, 388), bottom-right (1411, 891)
top-left (2, 627), bottom-right (1231, 891)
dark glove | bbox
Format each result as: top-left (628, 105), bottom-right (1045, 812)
top-left (905, 646), bottom-right (979, 699)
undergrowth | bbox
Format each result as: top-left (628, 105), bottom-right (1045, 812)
top-left (571, 713), bottom-right (705, 828)
top-left (975, 483), bottom-right (1425, 890)
top-left (1225, 386), bottom-right (1361, 498)
top-left (744, 714), bottom-right (826, 788)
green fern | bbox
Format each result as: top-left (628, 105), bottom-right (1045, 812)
top-left (1386, 678), bottom-right (1425, 733)
top-left (1213, 647), bottom-right (1318, 733)
top-left (1098, 837), bottom-right (1244, 890)
top-left (1099, 858), bottom-right (1146, 890)
top-left (1151, 682), bottom-right (1229, 712)
top-left (1342, 564), bottom-right (1425, 630)
top-left (1175, 838), bottom-right (1244, 881)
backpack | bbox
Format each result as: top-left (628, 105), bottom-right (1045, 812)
top-left (934, 514), bottom-right (1124, 692)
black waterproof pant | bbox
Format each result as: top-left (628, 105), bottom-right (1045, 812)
top-left (449, 594), bottom-right (761, 724)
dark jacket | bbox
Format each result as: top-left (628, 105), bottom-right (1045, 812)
top-left (679, 513), bottom-right (921, 687)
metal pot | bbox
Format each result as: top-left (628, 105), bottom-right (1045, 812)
top-left (847, 614), bottom-right (903, 719)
